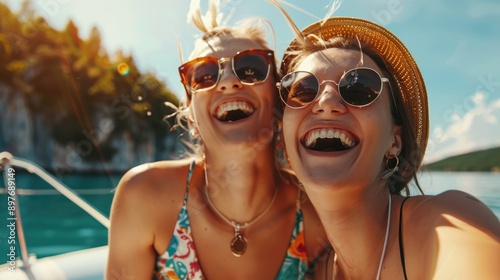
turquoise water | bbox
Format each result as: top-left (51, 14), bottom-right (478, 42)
top-left (418, 171), bottom-right (500, 219)
top-left (1, 171), bottom-right (499, 264)
top-left (1, 172), bottom-right (118, 264)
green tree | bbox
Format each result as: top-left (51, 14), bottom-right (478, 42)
top-left (0, 1), bottom-right (180, 164)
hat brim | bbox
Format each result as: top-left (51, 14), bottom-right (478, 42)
top-left (285, 17), bottom-right (429, 163)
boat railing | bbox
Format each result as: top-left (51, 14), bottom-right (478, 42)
top-left (0, 151), bottom-right (110, 267)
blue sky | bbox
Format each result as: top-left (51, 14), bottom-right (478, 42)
top-left (3, 0), bottom-right (500, 163)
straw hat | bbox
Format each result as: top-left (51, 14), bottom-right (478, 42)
top-left (282, 17), bottom-right (429, 165)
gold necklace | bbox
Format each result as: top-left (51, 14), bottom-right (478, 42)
top-left (204, 165), bottom-right (279, 257)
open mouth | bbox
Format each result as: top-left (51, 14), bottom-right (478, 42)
top-left (215, 101), bottom-right (255, 122)
top-left (303, 128), bottom-right (356, 152)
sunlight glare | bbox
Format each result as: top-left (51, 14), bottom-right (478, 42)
top-left (116, 62), bottom-right (130, 76)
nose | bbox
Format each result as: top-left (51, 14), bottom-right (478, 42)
top-left (312, 83), bottom-right (347, 114)
top-left (216, 61), bottom-right (243, 93)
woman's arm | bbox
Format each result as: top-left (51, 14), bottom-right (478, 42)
top-left (106, 166), bottom-right (158, 279)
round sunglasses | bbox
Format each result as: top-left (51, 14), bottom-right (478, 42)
top-left (178, 49), bottom-right (275, 96)
top-left (277, 67), bottom-right (396, 110)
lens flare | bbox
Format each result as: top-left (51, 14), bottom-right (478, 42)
top-left (117, 63), bottom-right (130, 76)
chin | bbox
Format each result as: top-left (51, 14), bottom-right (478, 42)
top-left (293, 165), bottom-right (338, 188)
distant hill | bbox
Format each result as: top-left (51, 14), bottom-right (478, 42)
top-left (424, 147), bottom-right (500, 172)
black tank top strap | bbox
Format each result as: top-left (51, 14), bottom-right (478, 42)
top-left (399, 196), bottom-right (410, 280)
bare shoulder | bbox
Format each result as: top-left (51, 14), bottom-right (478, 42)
top-left (407, 190), bottom-right (500, 234)
top-left (403, 190), bottom-right (500, 279)
top-left (110, 158), bottom-right (198, 235)
top-left (106, 158), bottom-right (198, 278)
top-left (115, 158), bottom-right (195, 196)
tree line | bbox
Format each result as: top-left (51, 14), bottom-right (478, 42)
top-left (0, 1), bottom-right (182, 163)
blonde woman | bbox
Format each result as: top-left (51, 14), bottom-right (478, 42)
top-left (106, 1), bottom-right (328, 279)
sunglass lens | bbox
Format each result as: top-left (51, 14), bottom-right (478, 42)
top-left (339, 68), bottom-right (382, 106)
top-left (234, 53), bottom-right (269, 83)
top-left (281, 72), bottom-right (319, 108)
top-left (187, 59), bottom-right (219, 90)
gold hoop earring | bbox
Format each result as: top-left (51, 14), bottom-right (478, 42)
top-left (381, 154), bottom-right (399, 179)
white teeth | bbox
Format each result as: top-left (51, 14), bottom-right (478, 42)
top-left (304, 128), bottom-right (356, 149)
top-left (320, 129), bottom-right (327, 138)
top-left (340, 133), bottom-right (346, 144)
top-left (216, 101), bottom-right (254, 119)
top-left (306, 135), bottom-right (315, 147)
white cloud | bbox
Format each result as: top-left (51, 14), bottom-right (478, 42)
top-left (424, 93), bottom-right (500, 163)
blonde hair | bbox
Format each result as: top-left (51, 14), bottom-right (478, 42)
top-left (167, 0), bottom-right (276, 158)
top-left (187, 0), bottom-right (271, 60)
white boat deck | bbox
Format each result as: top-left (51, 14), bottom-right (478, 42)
top-left (0, 246), bottom-right (107, 279)
top-left (1, 151), bottom-right (109, 279)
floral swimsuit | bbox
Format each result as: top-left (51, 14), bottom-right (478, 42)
top-left (155, 161), bottom-right (308, 279)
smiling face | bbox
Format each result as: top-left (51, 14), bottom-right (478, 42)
top-left (188, 36), bottom-right (279, 150)
top-left (282, 48), bottom-right (402, 191)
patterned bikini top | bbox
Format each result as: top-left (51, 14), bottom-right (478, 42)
top-left (154, 161), bottom-right (308, 279)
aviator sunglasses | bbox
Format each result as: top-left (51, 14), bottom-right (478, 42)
top-left (179, 49), bottom-right (275, 96)
top-left (277, 67), bottom-right (396, 110)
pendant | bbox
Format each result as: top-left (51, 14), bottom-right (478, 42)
top-left (230, 233), bottom-right (247, 257)
top-left (230, 224), bottom-right (247, 257)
